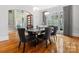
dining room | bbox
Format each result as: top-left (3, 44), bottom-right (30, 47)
top-left (0, 5), bottom-right (79, 53)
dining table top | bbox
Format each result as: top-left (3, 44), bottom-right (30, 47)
top-left (25, 28), bottom-right (45, 32)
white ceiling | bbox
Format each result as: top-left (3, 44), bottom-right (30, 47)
top-left (32, 5), bottom-right (57, 10)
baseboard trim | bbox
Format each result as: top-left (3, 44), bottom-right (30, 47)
top-left (63, 34), bottom-right (79, 38)
top-left (0, 35), bottom-right (8, 41)
top-left (72, 33), bottom-right (79, 37)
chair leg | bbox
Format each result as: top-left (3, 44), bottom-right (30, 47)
top-left (18, 41), bottom-right (21, 48)
top-left (35, 40), bottom-right (37, 47)
top-left (23, 43), bottom-right (25, 53)
top-left (53, 36), bottom-right (55, 43)
top-left (49, 37), bottom-right (51, 45)
top-left (55, 35), bottom-right (57, 41)
top-left (54, 35), bottom-right (57, 43)
top-left (46, 40), bottom-right (48, 48)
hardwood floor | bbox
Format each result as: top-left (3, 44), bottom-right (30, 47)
top-left (0, 32), bottom-right (79, 53)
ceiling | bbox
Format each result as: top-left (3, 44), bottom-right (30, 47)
top-left (32, 5), bottom-right (57, 10)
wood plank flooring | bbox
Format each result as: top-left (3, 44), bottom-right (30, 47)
top-left (0, 32), bottom-right (79, 53)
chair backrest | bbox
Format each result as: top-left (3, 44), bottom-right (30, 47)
top-left (44, 27), bottom-right (51, 39)
top-left (51, 26), bottom-right (58, 35)
top-left (17, 28), bottom-right (27, 42)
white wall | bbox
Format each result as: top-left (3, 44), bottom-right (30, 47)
top-left (72, 5), bottom-right (79, 37)
top-left (39, 6), bottom-right (63, 25)
top-left (32, 6), bottom-right (58, 27)
top-left (0, 7), bottom-right (8, 41)
top-left (32, 6), bottom-right (64, 30)
top-left (33, 10), bottom-right (43, 28)
top-left (0, 5), bottom-right (33, 41)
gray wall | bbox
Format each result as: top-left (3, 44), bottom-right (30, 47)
top-left (72, 5), bottom-right (79, 36)
top-left (63, 5), bottom-right (72, 36)
top-left (63, 5), bottom-right (79, 37)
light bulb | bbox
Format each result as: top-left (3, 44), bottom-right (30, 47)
top-left (44, 12), bottom-right (49, 15)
